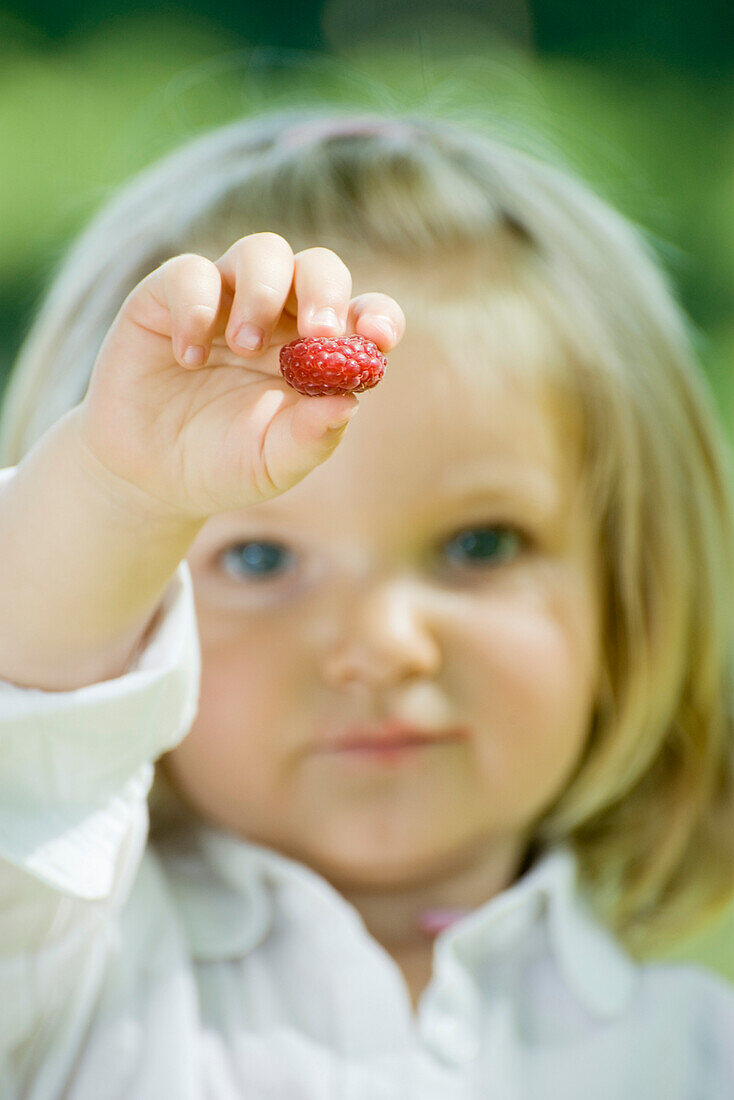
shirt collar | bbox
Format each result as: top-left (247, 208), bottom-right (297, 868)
top-left (426, 842), bottom-right (637, 1019)
top-left (157, 822), bottom-right (636, 1020)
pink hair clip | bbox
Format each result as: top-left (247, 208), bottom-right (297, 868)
top-left (280, 115), bottom-right (415, 150)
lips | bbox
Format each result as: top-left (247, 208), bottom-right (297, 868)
top-left (314, 719), bottom-right (467, 753)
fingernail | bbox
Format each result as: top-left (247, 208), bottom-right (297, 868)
top-left (234, 323), bottom-right (264, 350)
top-left (183, 345), bottom-right (205, 366)
top-left (309, 307), bottom-right (339, 330)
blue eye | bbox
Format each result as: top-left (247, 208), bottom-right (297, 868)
top-left (219, 541), bottom-right (295, 580)
top-left (442, 525), bottom-right (522, 568)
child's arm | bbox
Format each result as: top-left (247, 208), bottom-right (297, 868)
top-left (0, 408), bottom-right (204, 691)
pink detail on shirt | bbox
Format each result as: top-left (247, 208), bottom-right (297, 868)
top-left (416, 908), bottom-right (470, 937)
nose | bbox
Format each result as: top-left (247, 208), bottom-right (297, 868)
top-left (320, 577), bottom-right (442, 691)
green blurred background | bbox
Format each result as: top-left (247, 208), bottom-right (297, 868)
top-left (1, 1), bottom-right (733, 978)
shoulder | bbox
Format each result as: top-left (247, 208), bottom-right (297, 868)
top-left (632, 958), bottom-right (734, 1079)
top-left (634, 956), bottom-right (734, 1014)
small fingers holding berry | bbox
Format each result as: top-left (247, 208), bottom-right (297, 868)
top-left (349, 293), bottom-right (406, 351)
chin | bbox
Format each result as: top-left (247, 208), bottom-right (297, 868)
top-left (297, 835), bottom-right (466, 892)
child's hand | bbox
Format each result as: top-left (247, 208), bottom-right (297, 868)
top-left (73, 233), bottom-right (405, 520)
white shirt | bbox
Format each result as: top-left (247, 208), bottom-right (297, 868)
top-left (0, 459), bottom-right (733, 1099)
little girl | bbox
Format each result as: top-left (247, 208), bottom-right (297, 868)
top-left (1, 105), bottom-right (734, 1098)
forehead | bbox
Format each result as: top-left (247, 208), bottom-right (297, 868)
top-left (362, 324), bottom-right (555, 478)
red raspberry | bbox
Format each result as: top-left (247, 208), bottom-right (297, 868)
top-left (279, 334), bottom-right (386, 396)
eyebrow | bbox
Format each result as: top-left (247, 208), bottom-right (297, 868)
top-left (433, 461), bottom-right (562, 517)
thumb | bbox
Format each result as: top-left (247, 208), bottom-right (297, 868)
top-left (262, 394), bottom-right (359, 491)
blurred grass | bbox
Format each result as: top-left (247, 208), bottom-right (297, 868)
top-left (0, 12), bottom-right (245, 363)
top-left (1, 11), bottom-right (733, 980)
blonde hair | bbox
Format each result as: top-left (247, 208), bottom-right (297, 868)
top-left (2, 105), bottom-right (734, 956)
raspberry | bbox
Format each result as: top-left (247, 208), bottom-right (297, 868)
top-left (279, 334), bottom-right (386, 396)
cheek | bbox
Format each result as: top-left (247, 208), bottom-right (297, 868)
top-left (166, 633), bottom-right (296, 826)
top-left (182, 635), bottom-right (289, 767)
top-left (455, 579), bottom-right (597, 800)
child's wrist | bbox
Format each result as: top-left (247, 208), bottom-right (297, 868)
top-left (0, 409), bottom-right (204, 690)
